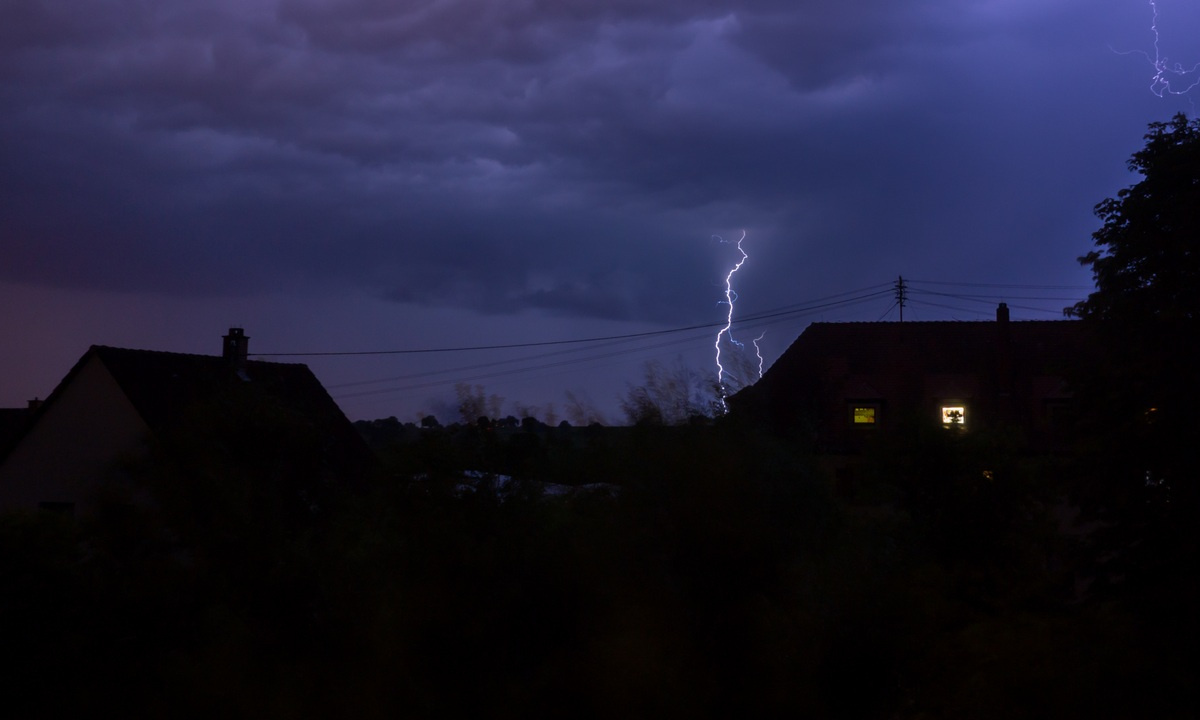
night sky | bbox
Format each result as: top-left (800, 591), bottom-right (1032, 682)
top-left (3, 0), bottom-right (1198, 422)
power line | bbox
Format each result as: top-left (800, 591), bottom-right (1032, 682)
top-left (328, 325), bottom-right (702, 391)
top-left (328, 289), bottom-right (896, 398)
top-left (256, 284), bottom-right (895, 359)
top-left (253, 276), bottom-right (1085, 405)
top-left (907, 287), bottom-right (1076, 315)
top-left (907, 279), bottom-right (1092, 290)
top-left (910, 289), bottom-right (1083, 301)
top-left (905, 298), bottom-right (995, 317)
top-left (335, 328), bottom-right (714, 399)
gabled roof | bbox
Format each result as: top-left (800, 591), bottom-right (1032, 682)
top-left (755, 319), bottom-right (1085, 384)
top-left (1, 345), bottom-right (373, 479)
top-left (90, 345), bottom-right (343, 435)
top-left (761, 320), bottom-right (1086, 378)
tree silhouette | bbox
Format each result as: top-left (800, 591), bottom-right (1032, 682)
top-left (1066, 113), bottom-right (1200, 505)
top-left (619, 359), bottom-right (719, 425)
top-left (1066, 114), bottom-right (1200, 692)
top-left (1069, 113), bottom-right (1200, 326)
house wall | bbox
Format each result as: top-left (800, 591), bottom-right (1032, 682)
top-left (816, 357), bottom-right (1071, 452)
top-left (0, 355), bottom-right (151, 513)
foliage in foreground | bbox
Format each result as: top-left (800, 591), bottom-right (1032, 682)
top-left (0, 418), bottom-right (1191, 719)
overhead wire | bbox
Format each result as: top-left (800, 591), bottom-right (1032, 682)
top-left (906, 279), bottom-right (1092, 290)
top-left (876, 300), bottom-right (899, 322)
top-left (324, 287), bottom-right (896, 400)
top-left (253, 277), bottom-right (1085, 403)
top-left (258, 282), bottom-right (895, 359)
top-left (335, 328), bottom-right (714, 399)
top-left (906, 286), bottom-right (1076, 315)
top-left (906, 298), bottom-right (995, 317)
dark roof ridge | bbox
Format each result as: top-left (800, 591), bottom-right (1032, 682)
top-left (89, 344), bottom-right (309, 367)
top-left (0, 347), bottom-right (98, 464)
top-left (2, 341), bottom-right (375, 495)
top-left (808, 318), bottom-right (1076, 326)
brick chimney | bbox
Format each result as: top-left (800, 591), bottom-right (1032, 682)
top-left (995, 304), bottom-right (1013, 419)
top-left (223, 327), bottom-right (249, 367)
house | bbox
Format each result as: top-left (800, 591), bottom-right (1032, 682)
top-left (0, 329), bottom-right (374, 514)
top-left (731, 304), bottom-right (1087, 454)
top-left (0, 401), bottom-right (36, 451)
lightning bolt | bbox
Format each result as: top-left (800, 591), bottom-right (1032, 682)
top-left (752, 332), bottom-right (766, 379)
top-left (1121, 1), bottom-right (1200, 97)
top-left (1148, 1), bottom-right (1200, 96)
top-left (714, 230), bottom-right (749, 412)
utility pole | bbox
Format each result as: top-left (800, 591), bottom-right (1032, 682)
top-left (894, 275), bottom-right (907, 322)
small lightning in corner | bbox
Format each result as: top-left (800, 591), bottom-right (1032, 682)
top-left (1118, 1), bottom-right (1200, 98)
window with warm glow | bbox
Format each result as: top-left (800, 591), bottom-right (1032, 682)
top-left (852, 406), bottom-right (877, 424)
top-left (941, 406), bottom-right (966, 427)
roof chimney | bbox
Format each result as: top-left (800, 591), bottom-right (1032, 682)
top-left (223, 327), bottom-right (249, 367)
top-left (995, 304), bottom-right (1013, 414)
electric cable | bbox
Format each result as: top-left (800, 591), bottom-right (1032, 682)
top-left (257, 285), bottom-right (894, 358)
top-left (329, 289), bottom-right (895, 399)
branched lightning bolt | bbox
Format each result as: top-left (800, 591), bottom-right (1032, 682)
top-left (1148, 0), bottom-right (1200, 96)
top-left (1118, 1), bottom-right (1200, 97)
top-left (714, 230), bottom-right (749, 412)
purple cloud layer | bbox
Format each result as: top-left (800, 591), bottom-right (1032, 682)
top-left (3, 0), bottom-right (1199, 417)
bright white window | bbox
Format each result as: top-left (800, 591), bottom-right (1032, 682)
top-left (941, 406), bottom-right (966, 427)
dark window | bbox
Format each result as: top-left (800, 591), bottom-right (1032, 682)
top-left (1044, 399), bottom-right (1071, 426)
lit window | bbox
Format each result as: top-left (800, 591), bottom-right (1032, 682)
top-left (941, 406), bottom-right (966, 427)
top-left (852, 406), bottom-right (877, 425)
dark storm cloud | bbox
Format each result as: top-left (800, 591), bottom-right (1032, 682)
top-left (0, 0), bottom-right (1179, 327)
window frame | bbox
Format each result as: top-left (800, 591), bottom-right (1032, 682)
top-left (940, 403), bottom-right (967, 428)
top-left (848, 401), bottom-right (882, 428)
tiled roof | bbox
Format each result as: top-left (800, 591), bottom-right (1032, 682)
top-left (759, 319), bottom-right (1086, 383)
top-left (1, 345), bottom-right (373, 480)
top-left (91, 346), bottom-right (334, 433)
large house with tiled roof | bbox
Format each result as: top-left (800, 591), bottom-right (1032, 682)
top-left (0, 329), bottom-right (373, 514)
top-left (731, 304), bottom-right (1087, 454)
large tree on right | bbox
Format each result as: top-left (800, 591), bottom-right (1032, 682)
top-left (1069, 113), bottom-right (1200, 328)
top-left (1067, 114), bottom-right (1200, 651)
top-left (1068, 114), bottom-right (1200, 492)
